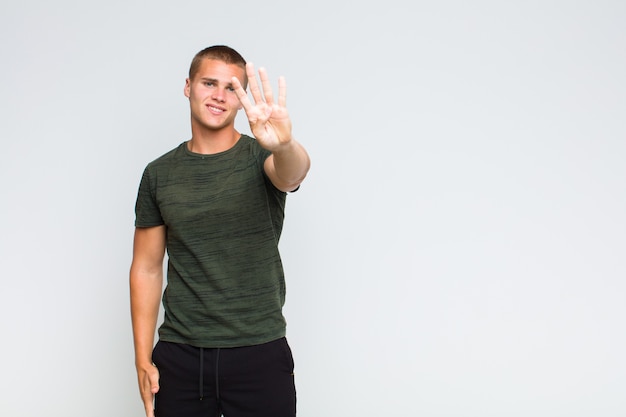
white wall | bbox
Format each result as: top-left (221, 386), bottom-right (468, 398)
top-left (1, 1), bottom-right (625, 416)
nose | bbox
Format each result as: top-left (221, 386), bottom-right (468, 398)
top-left (211, 88), bottom-right (226, 103)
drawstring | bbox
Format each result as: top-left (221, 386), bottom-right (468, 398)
top-left (215, 348), bottom-right (221, 401)
top-left (199, 347), bottom-right (204, 400)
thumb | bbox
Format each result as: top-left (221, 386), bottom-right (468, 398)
top-left (149, 366), bottom-right (160, 394)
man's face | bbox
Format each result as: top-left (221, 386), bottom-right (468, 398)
top-left (184, 58), bottom-right (246, 132)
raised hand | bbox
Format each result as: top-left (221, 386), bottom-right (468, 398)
top-left (232, 63), bottom-right (292, 151)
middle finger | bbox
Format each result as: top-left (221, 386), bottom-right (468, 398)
top-left (259, 67), bottom-right (274, 106)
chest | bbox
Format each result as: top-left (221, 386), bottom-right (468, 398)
top-left (154, 155), bottom-right (270, 232)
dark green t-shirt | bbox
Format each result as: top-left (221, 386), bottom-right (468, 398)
top-left (135, 135), bottom-right (288, 348)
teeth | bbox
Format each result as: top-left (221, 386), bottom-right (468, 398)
top-left (208, 105), bottom-right (223, 112)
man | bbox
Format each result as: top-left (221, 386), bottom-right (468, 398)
top-left (130, 45), bottom-right (310, 417)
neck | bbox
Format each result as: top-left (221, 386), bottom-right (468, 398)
top-left (188, 125), bottom-right (241, 155)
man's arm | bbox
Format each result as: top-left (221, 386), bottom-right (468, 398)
top-left (264, 139), bottom-right (310, 192)
top-left (130, 225), bottom-right (166, 417)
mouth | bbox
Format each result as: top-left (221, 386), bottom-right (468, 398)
top-left (207, 104), bottom-right (225, 114)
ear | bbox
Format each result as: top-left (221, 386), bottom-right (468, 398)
top-left (184, 78), bottom-right (191, 98)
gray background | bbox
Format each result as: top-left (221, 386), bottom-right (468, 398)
top-left (1, 1), bottom-right (625, 416)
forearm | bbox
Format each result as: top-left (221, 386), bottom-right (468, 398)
top-left (267, 139), bottom-right (310, 192)
top-left (130, 268), bottom-right (163, 367)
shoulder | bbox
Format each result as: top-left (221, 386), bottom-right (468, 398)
top-left (146, 143), bottom-right (186, 168)
top-left (140, 143), bottom-right (188, 180)
top-left (239, 134), bottom-right (270, 160)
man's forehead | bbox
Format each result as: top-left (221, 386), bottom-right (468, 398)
top-left (199, 58), bottom-right (244, 72)
top-left (196, 59), bottom-right (244, 77)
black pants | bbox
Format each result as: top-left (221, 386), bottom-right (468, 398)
top-left (152, 338), bottom-right (296, 417)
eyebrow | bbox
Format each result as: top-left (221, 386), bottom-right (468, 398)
top-left (199, 77), bottom-right (234, 88)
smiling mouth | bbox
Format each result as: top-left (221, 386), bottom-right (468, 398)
top-left (207, 105), bottom-right (225, 114)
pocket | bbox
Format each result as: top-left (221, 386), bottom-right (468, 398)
top-left (151, 340), bottom-right (162, 366)
top-left (281, 338), bottom-right (295, 373)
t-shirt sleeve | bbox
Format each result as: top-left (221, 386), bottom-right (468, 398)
top-left (134, 166), bottom-right (164, 227)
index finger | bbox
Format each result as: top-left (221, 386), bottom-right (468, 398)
top-left (231, 75), bottom-right (253, 112)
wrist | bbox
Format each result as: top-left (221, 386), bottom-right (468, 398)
top-left (271, 137), bottom-right (296, 155)
top-left (134, 350), bottom-right (155, 368)
top-left (136, 360), bottom-right (155, 370)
